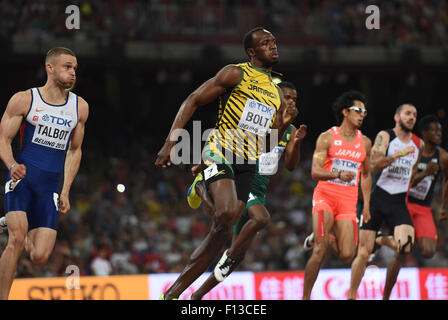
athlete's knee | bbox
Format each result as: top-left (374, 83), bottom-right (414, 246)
top-left (215, 209), bottom-right (236, 226)
top-left (30, 249), bottom-right (51, 265)
top-left (356, 244), bottom-right (371, 261)
top-left (312, 242), bottom-right (328, 260)
top-left (252, 212), bottom-right (270, 231)
top-left (420, 249), bottom-right (436, 259)
top-left (7, 232), bottom-right (27, 253)
top-left (419, 242), bottom-right (436, 259)
top-left (215, 201), bottom-right (243, 226)
top-left (339, 247), bottom-right (356, 263)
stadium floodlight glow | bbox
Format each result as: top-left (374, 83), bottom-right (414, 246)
top-left (116, 184), bottom-right (126, 193)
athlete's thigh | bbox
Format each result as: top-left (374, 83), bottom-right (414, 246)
top-left (333, 219), bottom-right (356, 251)
top-left (27, 227), bottom-right (57, 256)
top-left (4, 175), bottom-right (32, 222)
top-left (5, 211), bottom-right (28, 236)
top-left (361, 195), bottom-right (384, 232)
top-left (233, 164), bottom-right (256, 203)
top-left (312, 209), bottom-right (334, 245)
top-left (208, 178), bottom-right (239, 212)
top-left (26, 189), bottom-right (59, 258)
top-left (247, 202), bottom-right (269, 222)
top-left (202, 160), bottom-right (238, 206)
top-left (28, 190), bottom-right (59, 231)
top-left (311, 189), bottom-right (335, 242)
top-left (408, 203), bottom-right (438, 241)
top-left (358, 229), bottom-right (376, 254)
top-left (385, 197), bottom-right (413, 232)
top-left (416, 236), bottom-right (437, 254)
top-left (233, 196), bottom-right (261, 235)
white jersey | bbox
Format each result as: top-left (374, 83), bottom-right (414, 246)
top-left (19, 88), bottom-right (78, 173)
top-left (375, 129), bottom-right (421, 195)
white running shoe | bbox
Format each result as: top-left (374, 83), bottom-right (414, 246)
top-left (303, 232), bottom-right (314, 251)
top-left (368, 231), bottom-right (383, 263)
top-left (213, 250), bottom-right (235, 282)
top-left (0, 216), bottom-right (7, 233)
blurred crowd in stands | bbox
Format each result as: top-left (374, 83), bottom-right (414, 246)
top-left (1, 0), bottom-right (447, 48)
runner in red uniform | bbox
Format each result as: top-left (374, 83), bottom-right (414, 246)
top-left (302, 91), bottom-right (372, 299)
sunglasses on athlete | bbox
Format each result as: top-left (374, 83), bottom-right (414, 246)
top-left (348, 106), bottom-right (368, 116)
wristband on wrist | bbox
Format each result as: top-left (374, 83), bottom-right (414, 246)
top-left (9, 163), bottom-right (17, 171)
top-left (400, 150), bottom-right (406, 156)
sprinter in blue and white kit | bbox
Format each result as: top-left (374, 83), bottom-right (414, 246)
top-left (0, 47), bottom-right (89, 300)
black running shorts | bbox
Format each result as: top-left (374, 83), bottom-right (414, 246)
top-left (201, 144), bottom-right (255, 203)
top-left (361, 186), bottom-right (414, 231)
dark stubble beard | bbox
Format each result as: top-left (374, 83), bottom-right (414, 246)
top-left (399, 119), bottom-right (413, 133)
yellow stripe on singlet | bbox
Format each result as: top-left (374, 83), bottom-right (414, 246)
top-left (208, 62), bottom-right (282, 161)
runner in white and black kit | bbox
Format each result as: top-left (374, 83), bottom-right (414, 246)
top-left (378, 114), bottom-right (448, 299)
top-left (348, 104), bottom-right (422, 300)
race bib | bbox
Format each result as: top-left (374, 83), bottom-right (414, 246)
top-left (203, 163), bottom-right (219, 181)
top-left (409, 175), bottom-right (433, 200)
top-left (258, 146), bottom-right (285, 175)
top-left (5, 179), bottom-right (21, 194)
top-left (238, 99), bottom-right (275, 136)
top-left (384, 164), bottom-right (412, 182)
top-left (329, 158), bottom-right (360, 186)
top-left (31, 113), bottom-right (74, 150)
top-left (258, 152), bottom-right (279, 175)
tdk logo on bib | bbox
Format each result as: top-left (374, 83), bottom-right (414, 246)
top-left (238, 98), bottom-right (275, 136)
top-left (32, 112), bottom-right (75, 150)
top-left (248, 101), bottom-right (274, 116)
top-left (42, 114), bottom-right (72, 127)
top-left (334, 159), bottom-right (360, 169)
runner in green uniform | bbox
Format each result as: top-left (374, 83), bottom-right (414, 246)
top-left (188, 81), bottom-right (307, 299)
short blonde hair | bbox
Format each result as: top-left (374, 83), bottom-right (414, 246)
top-left (45, 47), bottom-right (76, 63)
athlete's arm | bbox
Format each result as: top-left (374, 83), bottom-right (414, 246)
top-left (370, 130), bottom-right (390, 171)
top-left (411, 161), bottom-right (439, 187)
top-left (284, 124), bottom-right (307, 171)
top-left (0, 90), bottom-right (30, 182)
top-left (438, 147), bottom-right (448, 221)
top-left (360, 136), bottom-right (373, 223)
top-left (409, 140), bottom-right (424, 188)
top-left (59, 96), bottom-right (89, 214)
top-left (410, 141), bottom-right (438, 187)
top-left (311, 131), bottom-right (332, 180)
top-left (311, 130), bottom-right (353, 181)
top-left (271, 88), bottom-right (286, 131)
top-left (265, 88), bottom-right (298, 152)
top-left (155, 64), bottom-right (242, 168)
top-left (370, 130), bottom-right (415, 171)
